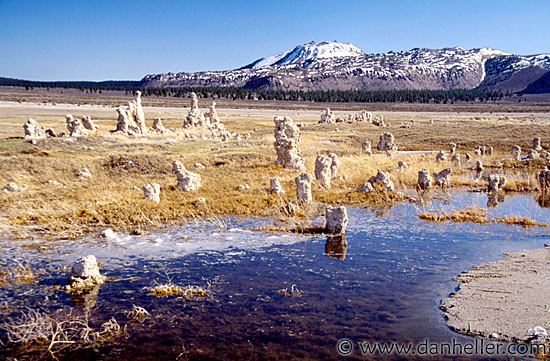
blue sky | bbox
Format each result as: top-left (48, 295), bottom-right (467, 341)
top-left (1, 0), bottom-right (548, 81)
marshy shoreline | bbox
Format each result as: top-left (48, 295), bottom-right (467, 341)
top-left (2, 88), bottom-right (550, 359)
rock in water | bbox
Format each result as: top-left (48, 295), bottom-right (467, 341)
top-left (433, 168), bottom-right (452, 187)
top-left (417, 169), bottom-right (432, 190)
top-left (325, 205), bottom-right (349, 234)
top-left (66, 255), bottom-right (106, 291)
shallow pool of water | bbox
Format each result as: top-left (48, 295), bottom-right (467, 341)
top-left (1, 191), bottom-right (549, 360)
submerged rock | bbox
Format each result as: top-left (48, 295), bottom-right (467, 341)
top-left (433, 168), bottom-right (452, 187)
top-left (417, 169), bottom-right (432, 190)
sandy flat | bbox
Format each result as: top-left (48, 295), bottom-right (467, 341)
top-left (441, 246), bottom-right (550, 342)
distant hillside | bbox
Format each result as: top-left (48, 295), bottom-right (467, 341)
top-left (141, 41), bottom-right (550, 93)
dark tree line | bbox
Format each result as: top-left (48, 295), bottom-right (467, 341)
top-left (0, 77), bottom-right (509, 103)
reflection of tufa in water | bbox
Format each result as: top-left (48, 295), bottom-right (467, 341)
top-left (324, 235), bottom-right (348, 260)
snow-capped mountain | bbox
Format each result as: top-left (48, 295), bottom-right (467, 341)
top-left (242, 41), bottom-right (365, 69)
top-left (140, 41), bottom-right (550, 92)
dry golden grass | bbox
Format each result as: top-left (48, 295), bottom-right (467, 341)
top-left (0, 91), bottom-right (549, 240)
top-left (493, 216), bottom-right (547, 228)
top-left (419, 207), bottom-right (489, 224)
top-left (419, 207), bottom-right (546, 228)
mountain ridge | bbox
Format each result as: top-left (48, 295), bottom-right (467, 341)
top-left (140, 41), bottom-right (550, 93)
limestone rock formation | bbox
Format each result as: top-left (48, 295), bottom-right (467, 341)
top-left (475, 160), bottom-right (484, 172)
top-left (528, 149), bottom-right (539, 159)
top-left (77, 168), bottom-right (92, 180)
top-left (172, 161), bottom-right (201, 191)
top-left (205, 101), bottom-right (220, 125)
top-left (319, 107), bottom-right (336, 124)
top-left (314, 155), bottom-right (332, 188)
top-left (368, 170), bottom-right (394, 192)
top-left (113, 92), bottom-right (148, 136)
top-left (433, 168), bottom-right (452, 187)
top-left (511, 145), bottom-right (521, 161)
top-left (397, 160), bottom-right (409, 171)
top-left (143, 183), bottom-right (161, 203)
top-left (65, 255), bottom-right (106, 291)
top-left (362, 139), bottom-right (372, 155)
top-left (325, 205), bottom-right (349, 234)
top-left (373, 115), bottom-right (386, 127)
top-left (449, 142), bottom-right (456, 155)
top-left (436, 150), bottom-right (447, 162)
top-left (350, 110), bottom-right (372, 123)
top-left (417, 169), bottom-right (432, 190)
top-left (2, 182), bottom-right (28, 192)
top-left (377, 132), bottom-right (397, 152)
top-left (150, 118), bottom-right (166, 134)
top-left (23, 118), bottom-right (46, 139)
top-left (487, 174), bottom-right (501, 193)
top-left (66, 114), bottom-right (88, 137)
top-left (269, 177), bottom-right (285, 194)
top-left (183, 92), bottom-right (205, 128)
top-left (134, 91), bottom-right (147, 135)
top-left (358, 182), bottom-right (374, 193)
top-left (534, 137), bottom-right (543, 152)
top-left (81, 116), bottom-right (98, 132)
top-left (329, 153), bottom-right (340, 178)
top-left (295, 173), bottom-right (313, 203)
top-left (451, 154), bottom-right (461, 167)
top-left (273, 116), bottom-right (305, 171)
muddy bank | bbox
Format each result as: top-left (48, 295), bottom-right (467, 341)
top-left (441, 245), bottom-right (550, 342)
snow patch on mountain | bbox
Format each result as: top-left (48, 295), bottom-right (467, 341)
top-left (250, 41), bottom-right (364, 69)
